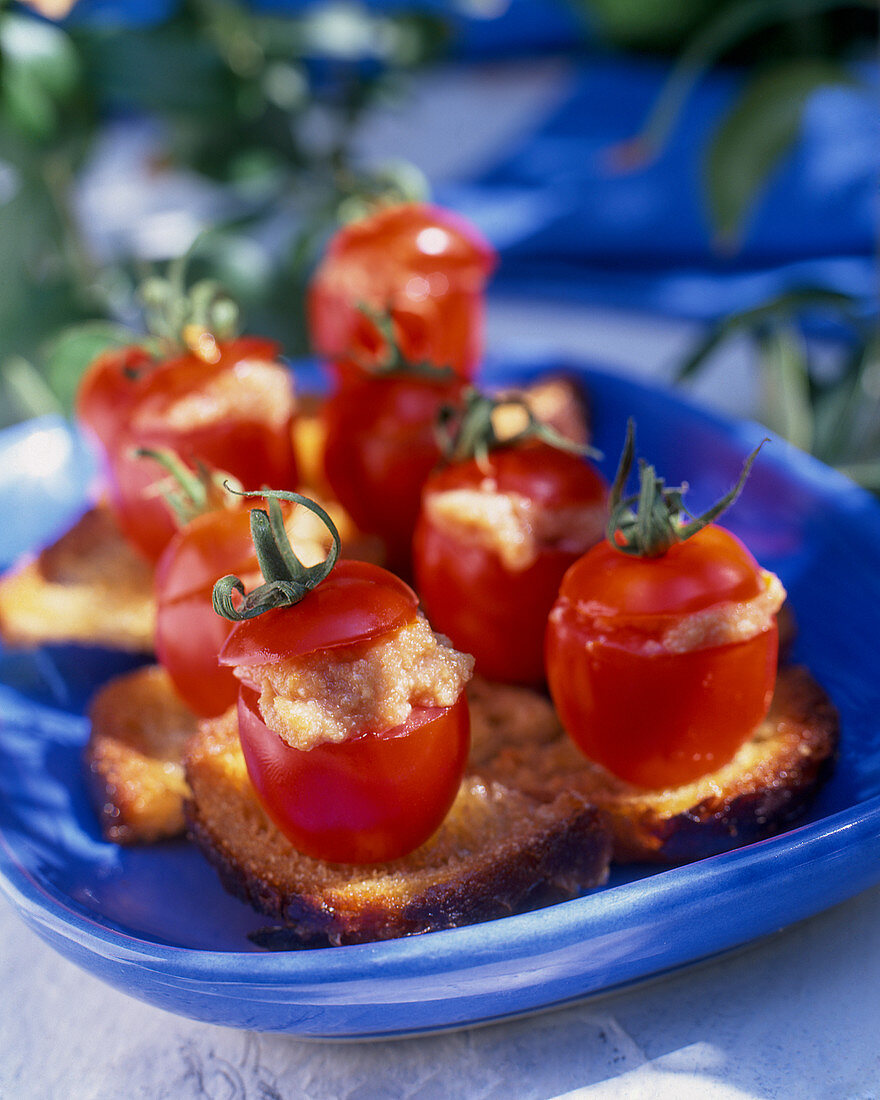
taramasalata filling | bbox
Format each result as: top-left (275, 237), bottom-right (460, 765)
top-left (661, 570), bottom-right (786, 654)
top-left (244, 613), bottom-right (474, 751)
top-left (423, 483), bottom-right (607, 572)
top-left (562, 569), bottom-right (787, 655)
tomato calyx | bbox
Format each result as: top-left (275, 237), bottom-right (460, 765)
top-left (350, 303), bottom-right (456, 383)
top-left (138, 253), bottom-right (240, 358)
top-left (133, 447), bottom-right (242, 529)
top-left (213, 490), bottom-right (340, 621)
top-left (608, 419), bottom-right (767, 559)
top-left (437, 387), bottom-right (601, 470)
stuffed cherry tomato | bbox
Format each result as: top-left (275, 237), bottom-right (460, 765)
top-left (413, 393), bottom-right (608, 685)
top-left (545, 424), bottom-right (784, 789)
top-left (308, 202), bottom-right (495, 383)
top-left (322, 367), bottom-right (465, 572)
top-left (76, 344), bottom-right (157, 453)
top-left (154, 491), bottom-right (335, 718)
top-left (108, 336), bottom-right (298, 561)
top-left (214, 493), bottom-right (473, 864)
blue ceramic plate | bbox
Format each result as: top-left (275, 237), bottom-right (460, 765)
top-left (2, 362), bottom-right (880, 1039)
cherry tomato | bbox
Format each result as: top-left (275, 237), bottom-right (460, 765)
top-left (154, 506), bottom-right (262, 718)
top-left (308, 202), bottom-right (495, 383)
top-left (237, 687), bottom-right (470, 863)
top-left (321, 371), bottom-right (466, 572)
top-left (76, 345), bottom-right (156, 453)
top-left (106, 338), bottom-right (298, 562)
top-left (221, 559), bottom-right (419, 668)
top-left (219, 558), bottom-right (469, 864)
top-left (545, 524), bottom-right (779, 789)
top-left (413, 441), bottom-right (608, 686)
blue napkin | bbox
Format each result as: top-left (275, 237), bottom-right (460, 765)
top-left (437, 55), bottom-right (877, 320)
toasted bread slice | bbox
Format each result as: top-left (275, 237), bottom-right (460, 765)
top-left (493, 373), bottom-right (591, 448)
top-left (0, 505), bottom-right (155, 652)
top-left (84, 665), bottom-right (197, 844)
top-left (481, 666), bottom-right (838, 863)
top-left (184, 704), bottom-right (612, 946)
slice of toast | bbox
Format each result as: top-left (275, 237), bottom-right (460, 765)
top-left (184, 705), bottom-right (612, 946)
top-left (479, 666), bottom-right (838, 863)
top-left (85, 659), bottom-right (836, 881)
top-left (84, 665), bottom-right (197, 844)
top-left (0, 505), bottom-right (155, 652)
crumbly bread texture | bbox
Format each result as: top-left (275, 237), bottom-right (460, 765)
top-left (84, 665), bottom-right (197, 844)
top-left (478, 666), bottom-right (838, 863)
top-left (184, 695), bottom-right (612, 945)
top-left (0, 505), bottom-right (155, 652)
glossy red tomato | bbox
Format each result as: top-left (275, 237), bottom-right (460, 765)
top-left (413, 441), bottom-right (608, 685)
top-left (106, 337), bottom-right (298, 562)
top-left (237, 687), bottom-right (470, 863)
top-left (219, 559), bottom-right (470, 863)
top-left (154, 506), bottom-right (263, 717)
top-left (545, 524), bottom-right (779, 789)
top-left (321, 370), bottom-right (466, 572)
top-left (76, 345), bottom-right (156, 453)
top-left (308, 202), bottom-right (495, 383)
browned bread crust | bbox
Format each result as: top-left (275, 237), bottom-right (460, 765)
top-left (0, 505), bottom-right (155, 652)
top-left (184, 703), bottom-right (612, 945)
top-left (482, 666), bottom-right (838, 863)
top-left (84, 665), bottom-right (196, 844)
top-left (84, 661), bottom-right (836, 942)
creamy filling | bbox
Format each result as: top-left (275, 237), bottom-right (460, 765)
top-left (660, 570), bottom-right (786, 654)
top-left (160, 359), bottom-right (295, 430)
top-left (247, 613), bottom-right (474, 751)
top-left (423, 484), bottom-right (607, 572)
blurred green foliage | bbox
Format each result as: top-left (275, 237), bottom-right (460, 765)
top-left (677, 287), bottom-right (880, 488)
top-left (575, 0), bottom-right (878, 487)
top-left (0, 0), bottom-right (444, 427)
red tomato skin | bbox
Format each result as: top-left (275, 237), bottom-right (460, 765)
top-left (105, 338), bottom-right (298, 562)
top-left (237, 687), bottom-right (470, 863)
top-left (76, 345), bottom-right (155, 452)
top-left (308, 202), bottom-right (495, 382)
top-left (413, 444), bottom-right (609, 686)
top-left (545, 525), bottom-right (779, 789)
top-left (219, 560), bottom-right (419, 668)
top-left (154, 508), bottom-right (262, 717)
top-left (321, 372), bottom-right (466, 571)
top-left (557, 524), bottom-right (768, 617)
top-left (423, 440), bottom-right (608, 509)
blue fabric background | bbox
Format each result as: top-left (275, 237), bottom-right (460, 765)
top-left (62, 0), bottom-right (878, 321)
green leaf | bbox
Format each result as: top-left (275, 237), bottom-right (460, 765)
top-left (675, 285), bottom-right (861, 383)
top-left (621, 0), bottom-right (875, 167)
top-left (0, 356), bottom-right (63, 428)
top-left (757, 325), bottom-right (814, 452)
top-left (835, 461), bottom-right (880, 492)
top-left (705, 58), bottom-right (855, 247)
top-left (1, 15), bottom-right (80, 99)
top-left (42, 322), bottom-right (135, 413)
top-left (573, 0), bottom-right (716, 50)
